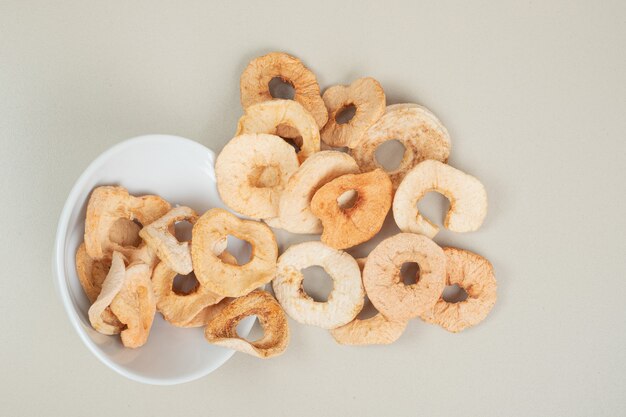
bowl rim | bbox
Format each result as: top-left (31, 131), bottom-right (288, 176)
top-left (53, 134), bottom-right (237, 385)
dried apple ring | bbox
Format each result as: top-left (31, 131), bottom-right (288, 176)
top-left (262, 216), bottom-right (283, 229)
top-left (88, 251), bottom-right (127, 335)
top-left (420, 247), bottom-right (497, 333)
top-left (185, 297), bottom-right (232, 328)
top-left (108, 218), bottom-right (141, 248)
top-left (331, 307), bottom-right (407, 346)
top-left (277, 151), bottom-right (360, 234)
top-left (139, 206), bottom-right (198, 275)
top-left (191, 208), bottom-right (278, 297)
top-left (76, 243), bottom-right (112, 303)
top-left (363, 233), bottom-right (446, 321)
top-left (78, 243), bottom-right (155, 330)
top-left (151, 261), bottom-right (224, 327)
top-left (310, 169), bottom-right (392, 249)
top-left (180, 252), bottom-right (237, 327)
top-left (215, 133), bottom-right (299, 219)
top-left (386, 103), bottom-right (449, 133)
top-left (240, 52), bottom-right (328, 133)
top-left (151, 252), bottom-right (235, 327)
top-left (76, 243), bottom-right (124, 332)
top-left (133, 194), bottom-right (173, 225)
top-left (110, 262), bottom-right (156, 348)
top-left (330, 258), bottom-right (408, 345)
top-left (84, 186), bottom-right (170, 260)
top-left (350, 103), bottom-right (451, 188)
top-left (273, 241), bottom-right (364, 329)
top-left (321, 77), bottom-right (386, 148)
top-left (236, 99), bottom-right (320, 163)
top-left (204, 290), bottom-right (289, 359)
top-left (393, 159), bottom-right (487, 238)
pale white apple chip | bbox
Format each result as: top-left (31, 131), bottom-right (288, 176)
top-left (350, 104), bottom-right (451, 188)
top-left (330, 258), bottom-right (408, 345)
top-left (110, 262), bottom-right (156, 348)
top-left (240, 52), bottom-right (328, 134)
top-left (363, 233), bottom-right (446, 321)
top-left (321, 77), bottom-right (386, 148)
top-left (191, 208), bottom-right (278, 297)
top-left (277, 151), bottom-right (359, 234)
top-left (205, 290), bottom-right (289, 359)
top-left (273, 241), bottom-right (364, 329)
top-left (215, 133), bottom-right (299, 219)
top-left (393, 159), bottom-right (488, 238)
top-left (85, 186), bottom-right (170, 260)
top-left (420, 247), bottom-right (497, 333)
top-left (310, 169), bottom-right (392, 249)
top-left (139, 206), bottom-right (198, 275)
top-left (88, 251), bottom-right (127, 335)
top-left (236, 99), bottom-right (320, 163)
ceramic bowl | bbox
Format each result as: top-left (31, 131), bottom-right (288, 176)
top-left (53, 135), bottom-right (254, 385)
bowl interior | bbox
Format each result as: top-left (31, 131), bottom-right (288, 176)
top-left (54, 135), bottom-right (254, 385)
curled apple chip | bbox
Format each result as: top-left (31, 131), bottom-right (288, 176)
top-left (393, 159), bottom-right (487, 238)
top-left (205, 290), bottom-right (289, 359)
top-left (87, 251), bottom-right (127, 335)
top-left (236, 99), bottom-right (320, 163)
top-left (139, 206), bottom-right (198, 275)
top-left (76, 243), bottom-right (123, 333)
top-left (110, 262), bottom-right (156, 348)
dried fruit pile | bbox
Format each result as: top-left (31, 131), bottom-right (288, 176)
top-left (76, 52), bottom-right (496, 358)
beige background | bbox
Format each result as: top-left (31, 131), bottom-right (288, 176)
top-left (1, 1), bottom-right (625, 416)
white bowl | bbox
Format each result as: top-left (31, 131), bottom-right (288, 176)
top-left (53, 135), bottom-right (255, 385)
